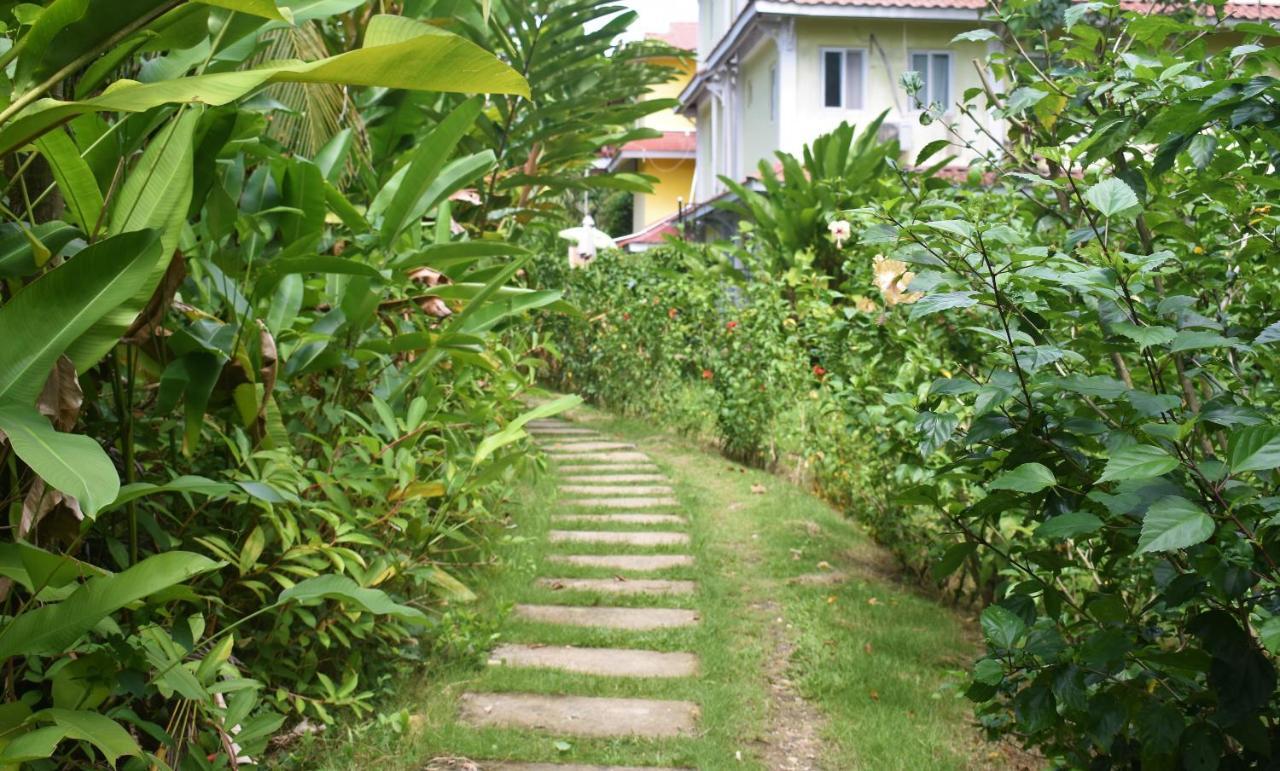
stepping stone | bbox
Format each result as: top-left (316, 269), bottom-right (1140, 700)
top-left (547, 554), bottom-right (694, 571)
top-left (545, 441), bottom-right (636, 452)
top-left (563, 473), bottom-right (669, 483)
top-left (558, 464), bottom-right (660, 474)
top-left (567, 497), bottom-right (679, 509)
top-left (560, 485), bottom-right (675, 496)
top-left (552, 513), bottom-right (686, 526)
top-left (549, 451), bottom-right (652, 463)
top-left (539, 434), bottom-right (610, 443)
top-left (548, 530), bottom-right (689, 546)
top-left (486, 758), bottom-right (691, 763)
top-left (528, 427), bottom-right (601, 436)
top-left (536, 577), bottom-right (696, 595)
top-left (459, 693), bottom-right (697, 738)
top-left (514, 604), bottom-right (699, 629)
top-left (489, 644), bottom-right (698, 678)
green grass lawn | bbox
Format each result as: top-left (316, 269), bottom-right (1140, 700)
top-left (289, 397), bottom-right (1030, 770)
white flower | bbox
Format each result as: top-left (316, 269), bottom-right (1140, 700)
top-left (828, 219), bottom-right (852, 248)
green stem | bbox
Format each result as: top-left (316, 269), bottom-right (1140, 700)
top-left (0, 1), bottom-right (182, 129)
top-left (125, 344), bottom-right (139, 566)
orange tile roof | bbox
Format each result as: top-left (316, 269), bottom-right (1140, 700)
top-left (768, 0), bottom-right (984, 8)
top-left (646, 21), bottom-right (699, 50)
top-left (764, 0), bottom-right (1278, 16)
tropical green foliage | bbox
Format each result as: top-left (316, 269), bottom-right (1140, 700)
top-left (0, 0), bottom-right (671, 767)
top-left (540, 0), bottom-right (1280, 764)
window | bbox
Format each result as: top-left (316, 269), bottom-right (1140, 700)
top-left (821, 48), bottom-right (866, 110)
top-left (909, 51), bottom-right (952, 110)
top-left (769, 63), bottom-right (779, 122)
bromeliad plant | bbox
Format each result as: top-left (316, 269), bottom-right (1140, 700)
top-left (874, 0), bottom-right (1280, 764)
top-left (0, 0), bottom-right (655, 767)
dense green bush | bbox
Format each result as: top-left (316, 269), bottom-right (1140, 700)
top-left (0, 1), bottom-right (672, 768)
top-left (541, 0), bottom-right (1280, 764)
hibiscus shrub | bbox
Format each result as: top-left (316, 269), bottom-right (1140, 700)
top-left (541, 0), bottom-right (1280, 764)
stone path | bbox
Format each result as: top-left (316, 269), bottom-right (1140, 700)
top-left (451, 418), bottom-right (701, 770)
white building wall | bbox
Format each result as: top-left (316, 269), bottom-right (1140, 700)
top-left (786, 17), bottom-right (996, 162)
top-left (739, 40), bottom-right (779, 178)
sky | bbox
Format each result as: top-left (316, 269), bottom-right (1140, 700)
top-left (617, 0), bottom-right (697, 37)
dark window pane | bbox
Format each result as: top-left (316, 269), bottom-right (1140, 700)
top-left (824, 50), bottom-right (843, 107)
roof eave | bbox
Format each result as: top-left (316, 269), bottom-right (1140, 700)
top-left (684, 1), bottom-right (985, 112)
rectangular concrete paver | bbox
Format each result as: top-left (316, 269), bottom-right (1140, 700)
top-left (562, 474), bottom-right (669, 483)
top-left (489, 644), bottom-right (698, 678)
top-left (548, 530), bottom-right (689, 546)
top-left (560, 485), bottom-right (675, 496)
top-left (545, 441), bottom-right (636, 452)
top-left (528, 427), bottom-right (601, 435)
top-left (514, 604), bottom-right (699, 630)
top-left (558, 464), bottom-right (660, 474)
top-left (546, 554), bottom-right (694, 571)
top-left (552, 513), bottom-right (686, 526)
top-left (536, 577), bottom-right (697, 595)
top-left (548, 452), bottom-right (652, 463)
top-left (460, 693), bottom-right (697, 738)
top-left (567, 497), bottom-right (678, 509)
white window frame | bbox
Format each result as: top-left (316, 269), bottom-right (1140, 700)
top-left (769, 63), bottom-right (779, 122)
top-left (907, 50), bottom-right (953, 111)
top-left (819, 47), bottom-right (868, 110)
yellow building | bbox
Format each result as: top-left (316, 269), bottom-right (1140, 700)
top-left (608, 22), bottom-right (698, 250)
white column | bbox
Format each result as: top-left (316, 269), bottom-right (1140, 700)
top-left (706, 74), bottom-right (727, 194)
top-left (771, 19), bottom-right (799, 156)
top-left (727, 60), bottom-right (741, 183)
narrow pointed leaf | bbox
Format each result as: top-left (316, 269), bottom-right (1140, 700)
top-left (0, 552), bottom-right (221, 660)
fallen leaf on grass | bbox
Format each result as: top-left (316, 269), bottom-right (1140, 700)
top-left (751, 483), bottom-right (767, 494)
top-left (867, 597), bottom-right (880, 606)
top-left (864, 642), bottom-right (873, 654)
top-left (869, 690), bottom-right (880, 701)
top-left (827, 595), bottom-right (837, 604)
top-left (817, 560), bottom-right (832, 570)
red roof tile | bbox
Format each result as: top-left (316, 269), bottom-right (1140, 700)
top-left (1121, 1), bottom-right (1280, 19)
top-left (618, 216), bottom-right (681, 247)
top-left (647, 21), bottom-right (699, 50)
top-left (761, 0), bottom-right (1279, 17)
top-left (768, 0), bottom-right (985, 8)
top-left (615, 132), bottom-right (697, 155)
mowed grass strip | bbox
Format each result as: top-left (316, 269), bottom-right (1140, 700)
top-left (299, 405), bottom-right (1009, 770)
top-left (558, 401), bottom-right (1026, 771)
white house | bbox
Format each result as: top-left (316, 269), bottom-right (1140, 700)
top-left (679, 0), bottom-right (1003, 203)
top-left (680, 0), bottom-right (1280, 206)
